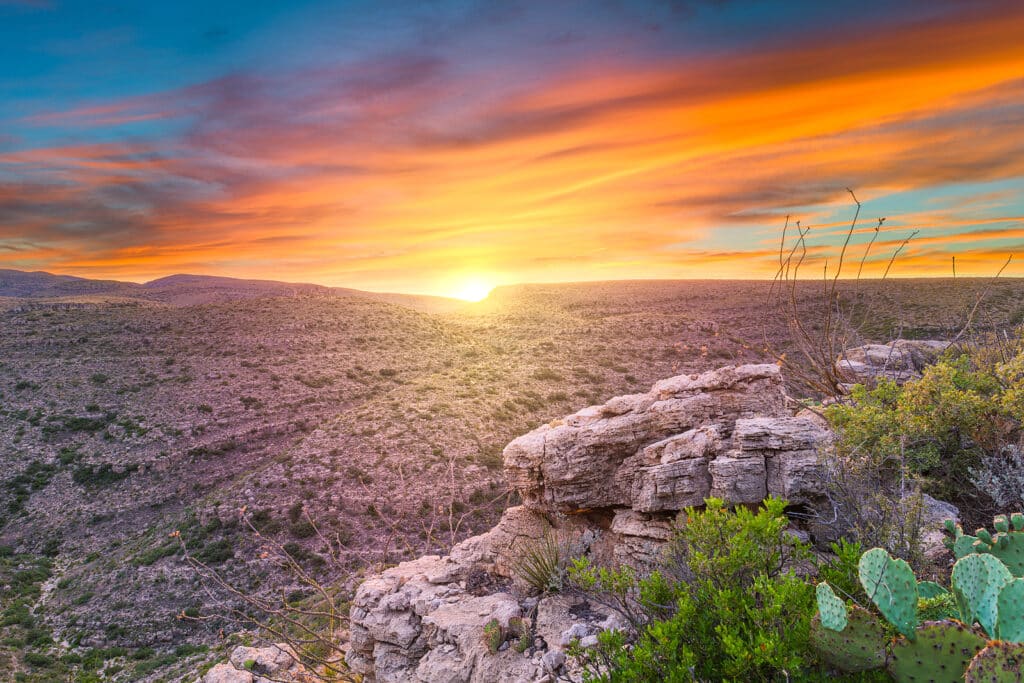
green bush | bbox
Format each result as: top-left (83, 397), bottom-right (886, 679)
top-left (568, 498), bottom-right (830, 682)
top-left (192, 539), bottom-right (233, 564)
top-left (824, 343), bottom-right (1024, 535)
top-left (23, 651), bottom-right (54, 668)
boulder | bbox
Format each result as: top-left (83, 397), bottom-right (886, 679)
top-left (837, 340), bottom-right (949, 386)
top-left (201, 643), bottom-right (307, 683)
top-left (202, 664), bottom-right (253, 683)
top-left (920, 493), bottom-right (960, 564)
top-left (734, 417), bottom-right (831, 505)
top-left (504, 364), bottom-right (787, 512)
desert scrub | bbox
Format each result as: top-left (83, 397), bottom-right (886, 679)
top-left (568, 497), bottom-right (829, 682)
top-left (824, 341), bottom-right (1024, 533)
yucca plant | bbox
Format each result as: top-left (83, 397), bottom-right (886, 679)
top-left (512, 532), bottom-right (565, 594)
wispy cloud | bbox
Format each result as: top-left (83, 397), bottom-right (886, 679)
top-left (4, 1), bottom-right (1024, 292)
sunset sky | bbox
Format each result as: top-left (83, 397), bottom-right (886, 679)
top-left (3, 0), bottom-right (1024, 298)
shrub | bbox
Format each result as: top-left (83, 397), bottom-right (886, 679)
top-left (24, 652), bottom-right (54, 668)
top-left (568, 498), bottom-right (823, 682)
top-left (72, 463), bottom-right (138, 488)
top-left (193, 539), bottom-right (233, 564)
top-left (823, 343), bottom-right (1024, 534)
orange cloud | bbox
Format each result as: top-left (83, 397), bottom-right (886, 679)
top-left (5, 2), bottom-right (1024, 294)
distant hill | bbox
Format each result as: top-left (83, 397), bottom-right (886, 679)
top-left (0, 269), bottom-right (467, 312)
top-left (0, 269), bottom-right (140, 298)
top-left (140, 273), bottom-right (333, 305)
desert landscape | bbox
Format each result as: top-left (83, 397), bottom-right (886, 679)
top-left (2, 271), bottom-right (1023, 680)
top-left (6, 1), bottom-right (1024, 680)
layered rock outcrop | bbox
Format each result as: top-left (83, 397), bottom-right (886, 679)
top-left (346, 364), bottom-right (833, 682)
top-left (837, 339), bottom-right (950, 387)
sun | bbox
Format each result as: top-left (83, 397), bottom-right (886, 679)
top-left (451, 278), bottom-right (494, 302)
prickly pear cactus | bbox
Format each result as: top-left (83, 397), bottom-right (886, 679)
top-left (917, 581), bottom-right (947, 599)
top-left (952, 553), bottom-right (1012, 636)
top-left (809, 605), bottom-right (887, 673)
top-left (858, 547), bottom-right (918, 638)
top-left (887, 620), bottom-right (986, 683)
top-left (974, 514), bottom-right (1024, 577)
top-left (816, 582), bottom-right (848, 632)
top-left (946, 515), bottom-right (1024, 576)
top-left (945, 520), bottom-right (980, 559)
top-left (997, 578), bottom-right (1024, 642)
top-left (965, 641), bottom-right (1024, 683)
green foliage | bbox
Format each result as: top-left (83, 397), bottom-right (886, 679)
top-left (817, 539), bottom-right (867, 603)
top-left (826, 345), bottom-right (1024, 530)
top-left (570, 497), bottom-right (824, 682)
top-left (4, 460), bottom-right (58, 515)
top-left (133, 542), bottom-right (178, 566)
top-left (192, 538), bottom-right (233, 564)
top-left (916, 592), bottom-right (958, 622)
top-left (71, 462), bottom-right (138, 488)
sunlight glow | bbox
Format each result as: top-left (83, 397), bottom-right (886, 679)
top-left (451, 278), bottom-right (494, 302)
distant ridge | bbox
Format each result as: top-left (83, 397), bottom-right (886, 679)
top-left (0, 269), bottom-right (467, 313)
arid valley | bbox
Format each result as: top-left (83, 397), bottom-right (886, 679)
top-left (2, 271), bottom-right (1023, 680)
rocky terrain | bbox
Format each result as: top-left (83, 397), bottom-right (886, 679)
top-left (1, 273), bottom-right (1023, 681)
top-left (345, 363), bottom-right (831, 682)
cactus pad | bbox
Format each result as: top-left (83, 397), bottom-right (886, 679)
top-left (955, 533), bottom-right (980, 559)
top-left (816, 582), bottom-right (848, 632)
top-left (976, 526), bottom-right (1024, 578)
top-left (917, 581), bottom-right (948, 599)
top-left (965, 641), bottom-right (1024, 683)
top-left (945, 521), bottom-right (981, 559)
top-left (997, 578), bottom-right (1024, 642)
top-left (887, 620), bottom-right (986, 683)
top-left (948, 514), bottom-right (1024, 576)
top-left (859, 547), bottom-right (919, 638)
top-left (810, 605), bottom-right (887, 673)
top-left (952, 553), bottom-right (1013, 636)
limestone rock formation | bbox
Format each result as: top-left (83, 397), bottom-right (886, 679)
top-left (837, 339), bottom-right (950, 387)
top-left (200, 643), bottom-right (309, 682)
top-left (347, 364), bottom-right (835, 682)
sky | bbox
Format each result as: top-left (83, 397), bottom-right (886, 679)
top-left (3, 0), bottom-right (1024, 299)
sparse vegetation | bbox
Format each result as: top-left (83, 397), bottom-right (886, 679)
top-left (2, 276), bottom-right (1024, 680)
